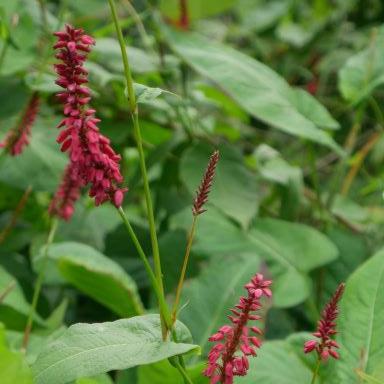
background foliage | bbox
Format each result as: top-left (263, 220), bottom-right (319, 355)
top-left (1, 0), bottom-right (384, 383)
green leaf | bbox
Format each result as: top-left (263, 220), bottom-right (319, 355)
top-left (32, 315), bottom-right (199, 384)
top-left (138, 360), bottom-right (208, 384)
top-left (180, 142), bottom-right (259, 228)
top-left (171, 209), bottom-right (337, 308)
top-left (179, 254), bottom-right (260, 357)
top-left (336, 248), bottom-right (384, 383)
top-left (339, 27), bottom-right (384, 104)
top-left (0, 117), bottom-right (66, 192)
top-left (0, 266), bottom-right (43, 330)
top-left (249, 218), bottom-right (339, 307)
top-left (41, 242), bottom-right (144, 317)
top-left (290, 88), bottom-right (340, 130)
top-left (0, 323), bottom-right (33, 384)
top-left (160, 0), bottom-right (235, 20)
top-left (133, 84), bottom-right (178, 104)
top-left (239, 339), bottom-right (312, 383)
top-left (164, 28), bottom-right (342, 153)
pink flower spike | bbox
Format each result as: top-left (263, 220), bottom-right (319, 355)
top-left (204, 273), bottom-right (272, 384)
top-left (0, 93), bottom-right (40, 156)
top-left (303, 283), bottom-right (345, 361)
top-left (52, 24), bottom-right (127, 215)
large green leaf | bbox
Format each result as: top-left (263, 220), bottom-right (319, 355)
top-left (336, 248), bottom-right (384, 383)
top-left (179, 254), bottom-right (260, 358)
top-left (171, 209), bottom-right (338, 308)
top-left (0, 266), bottom-right (43, 330)
top-left (160, 0), bottom-right (235, 20)
top-left (31, 315), bottom-right (199, 384)
top-left (0, 323), bottom-right (33, 384)
top-left (38, 242), bottom-right (144, 317)
top-left (339, 27), bottom-right (384, 104)
top-left (238, 339), bottom-right (312, 383)
top-left (164, 28), bottom-right (341, 153)
top-left (180, 143), bottom-right (259, 228)
top-left (249, 218), bottom-right (339, 307)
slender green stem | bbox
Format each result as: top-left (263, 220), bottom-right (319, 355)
top-left (173, 360), bottom-right (194, 384)
top-left (117, 207), bottom-right (172, 328)
top-left (310, 357), bottom-right (321, 384)
top-left (172, 215), bottom-right (197, 323)
top-left (0, 40), bottom-right (8, 73)
top-left (108, 0), bottom-right (165, 318)
top-left (22, 218), bottom-right (58, 350)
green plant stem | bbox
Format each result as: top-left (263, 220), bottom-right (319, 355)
top-left (107, 0), bottom-right (165, 330)
top-left (174, 360), bottom-right (194, 384)
top-left (172, 215), bottom-right (197, 323)
top-left (22, 218), bottom-right (58, 350)
top-left (310, 357), bottom-right (321, 384)
top-left (117, 207), bottom-right (172, 328)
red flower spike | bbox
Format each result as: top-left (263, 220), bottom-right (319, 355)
top-left (52, 24), bottom-right (127, 212)
top-left (304, 283), bottom-right (345, 361)
top-left (192, 150), bottom-right (219, 216)
top-left (0, 93), bottom-right (40, 156)
top-left (49, 163), bottom-right (82, 220)
top-left (204, 273), bottom-right (272, 384)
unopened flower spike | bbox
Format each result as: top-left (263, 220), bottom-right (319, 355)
top-left (204, 273), bottom-right (272, 384)
top-left (0, 92), bottom-right (40, 156)
top-left (304, 282), bottom-right (345, 361)
top-left (192, 150), bottom-right (219, 216)
top-left (52, 24), bottom-right (127, 213)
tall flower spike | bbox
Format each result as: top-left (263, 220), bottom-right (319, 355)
top-left (49, 163), bottom-right (82, 220)
top-left (204, 273), bottom-right (272, 384)
top-left (304, 283), bottom-right (345, 361)
top-left (0, 92), bottom-right (40, 156)
top-left (53, 24), bottom-right (127, 209)
top-left (192, 150), bottom-right (219, 216)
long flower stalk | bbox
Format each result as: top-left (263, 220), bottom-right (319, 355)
top-left (172, 150), bottom-right (219, 323)
top-left (22, 218), bottom-right (58, 350)
top-left (107, 0), bottom-right (166, 337)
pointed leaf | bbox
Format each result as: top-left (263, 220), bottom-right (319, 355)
top-left (164, 28), bottom-right (342, 153)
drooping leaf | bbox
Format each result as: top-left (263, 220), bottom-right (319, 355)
top-left (164, 28), bottom-right (342, 153)
top-left (76, 374), bottom-right (114, 384)
top-left (339, 27), bottom-right (384, 104)
top-left (38, 242), bottom-right (144, 317)
top-left (180, 142), bottom-right (259, 228)
top-left (179, 254), bottom-right (260, 358)
top-left (336, 248), bottom-right (384, 383)
top-left (32, 315), bottom-right (199, 384)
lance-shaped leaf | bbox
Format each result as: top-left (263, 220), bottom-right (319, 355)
top-left (335, 248), bottom-right (384, 383)
top-left (164, 28), bottom-right (341, 153)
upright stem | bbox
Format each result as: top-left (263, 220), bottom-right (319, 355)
top-left (172, 215), bottom-right (197, 323)
top-left (108, 0), bottom-right (165, 335)
top-left (310, 358), bottom-right (321, 384)
top-left (22, 218), bottom-right (58, 350)
top-left (117, 207), bottom-right (172, 328)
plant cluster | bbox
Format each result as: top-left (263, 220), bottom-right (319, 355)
top-left (1, 1), bottom-right (384, 384)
